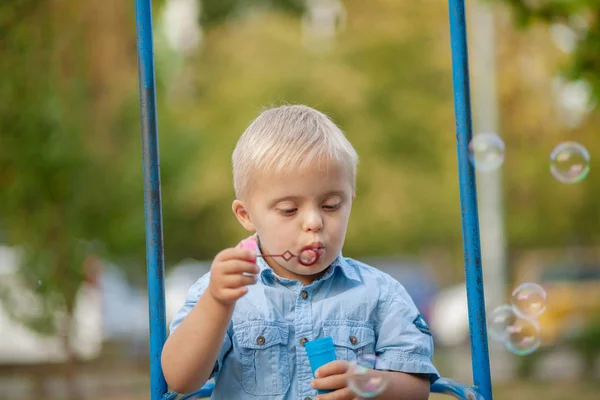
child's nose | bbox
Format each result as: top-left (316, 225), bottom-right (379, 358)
top-left (302, 211), bottom-right (323, 232)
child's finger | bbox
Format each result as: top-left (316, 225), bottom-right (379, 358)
top-left (315, 360), bottom-right (350, 378)
top-left (310, 374), bottom-right (347, 389)
top-left (314, 387), bottom-right (355, 400)
top-left (217, 287), bottom-right (248, 302)
top-left (217, 247), bottom-right (256, 263)
top-left (311, 373), bottom-right (346, 391)
top-left (222, 273), bottom-right (258, 288)
top-left (220, 260), bottom-right (259, 275)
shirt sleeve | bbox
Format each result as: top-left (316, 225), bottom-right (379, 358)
top-left (169, 273), bottom-right (232, 380)
top-left (374, 280), bottom-right (440, 383)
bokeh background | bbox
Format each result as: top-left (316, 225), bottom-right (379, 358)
top-left (1, 0), bottom-right (599, 399)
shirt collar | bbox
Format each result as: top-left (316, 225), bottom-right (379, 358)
top-left (331, 254), bottom-right (361, 283)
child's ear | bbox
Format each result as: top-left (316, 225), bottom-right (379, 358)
top-left (232, 199), bottom-right (255, 231)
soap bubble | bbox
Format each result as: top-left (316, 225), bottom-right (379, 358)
top-left (488, 304), bottom-right (518, 342)
top-left (298, 248), bottom-right (319, 266)
top-left (505, 317), bottom-right (542, 356)
top-left (488, 283), bottom-right (546, 356)
top-left (468, 132), bottom-right (505, 172)
top-left (550, 142), bottom-right (590, 183)
top-left (511, 283), bottom-right (547, 319)
top-left (347, 354), bottom-right (388, 398)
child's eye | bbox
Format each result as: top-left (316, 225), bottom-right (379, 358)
top-left (323, 203), bottom-right (341, 211)
top-left (278, 208), bottom-right (297, 216)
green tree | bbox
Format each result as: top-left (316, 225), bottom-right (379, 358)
top-left (489, 4), bottom-right (600, 250)
top-left (0, 0), bottom-right (199, 369)
top-left (496, 0), bottom-right (600, 102)
top-left (0, 0), bottom-right (247, 351)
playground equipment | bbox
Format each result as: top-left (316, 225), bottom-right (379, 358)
top-left (134, 0), bottom-right (493, 399)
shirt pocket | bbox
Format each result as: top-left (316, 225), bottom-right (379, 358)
top-left (235, 321), bottom-right (291, 396)
top-left (323, 320), bottom-right (376, 363)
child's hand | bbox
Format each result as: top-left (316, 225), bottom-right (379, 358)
top-left (207, 236), bottom-right (260, 306)
top-left (311, 360), bottom-right (358, 400)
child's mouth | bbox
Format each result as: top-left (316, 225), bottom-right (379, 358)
top-left (297, 245), bottom-right (325, 266)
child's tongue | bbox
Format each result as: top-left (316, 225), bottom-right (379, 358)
top-left (300, 249), bottom-right (317, 264)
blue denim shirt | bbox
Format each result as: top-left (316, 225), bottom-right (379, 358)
top-left (169, 253), bottom-right (439, 399)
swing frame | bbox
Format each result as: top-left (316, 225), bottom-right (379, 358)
top-left (134, 1), bottom-right (493, 399)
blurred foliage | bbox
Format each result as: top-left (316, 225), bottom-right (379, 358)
top-left (199, 0), bottom-right (305, 28)
top-left (0, 0), bottom-right (598, 339)
top-left (492, 5), bottom-right (600, 250)
top-left (495, 0), bottom-right (600, 102)
top-left (0, 0), bottom-right (202, 335)
top-left (571, 307), bottom-right (600, 378)
top-left (517, 307), bottom-right (600, 379)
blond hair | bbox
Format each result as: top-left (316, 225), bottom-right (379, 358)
top-left (232, 104), bottom-right (358, 198)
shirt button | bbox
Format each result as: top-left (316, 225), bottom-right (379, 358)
top-left (256, 336), bottom-right (266, 345)
top-left (304, 397), bottom-right (312, 400)
top-left (349, 335), bottom-right (358, 345)
top-left (300, 337), bottom-right (309, 346)
top-left (301, 290), bottom-right (308, 300)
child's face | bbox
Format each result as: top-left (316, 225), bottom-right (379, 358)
top-left (233, 158), bottom-right (355, 285)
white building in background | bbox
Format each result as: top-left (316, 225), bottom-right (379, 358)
top-left (0, 246), bottom-right (103, 364)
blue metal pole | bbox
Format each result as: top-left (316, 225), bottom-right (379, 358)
top-left (447, 1), bottom-right (493, 399)
top-left (135, 1), bottom-right (168, 399)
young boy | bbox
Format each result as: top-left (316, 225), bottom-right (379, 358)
top-left (161, 105), bottom-right (439, 399)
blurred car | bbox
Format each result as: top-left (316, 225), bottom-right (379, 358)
top-left (429, 282), bottom-right (469, 347)
top-left (531, 260), bottom-right (600, 346)
top-left (429, 251), bottom-right (600, 348)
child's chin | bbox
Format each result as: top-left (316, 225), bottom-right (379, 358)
top-left (298, 264), bottom-right (328, 275)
